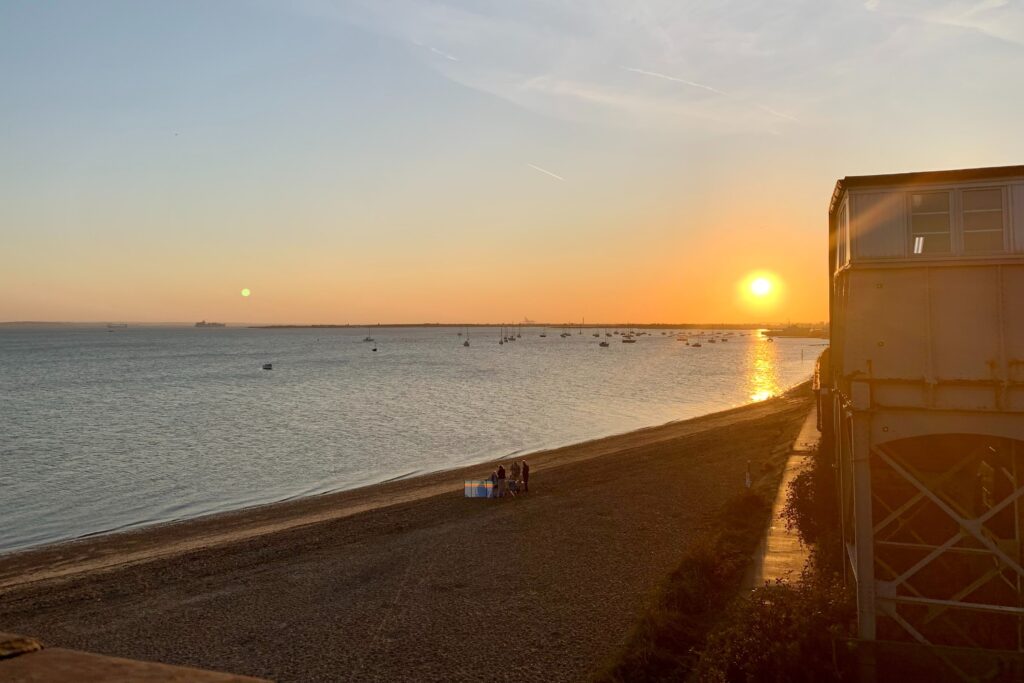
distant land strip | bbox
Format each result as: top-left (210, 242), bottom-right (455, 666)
top-left (248, 322), bottom-right (799, 330)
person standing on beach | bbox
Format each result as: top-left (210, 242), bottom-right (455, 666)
top-left (489, 469), bottom-right (499, 498)
top-left (497, 464), bottom-right (507, 498)
top-left (521, 460), bottom-right (530, 493)
top-left (510, 460), bottom-right (521, 485)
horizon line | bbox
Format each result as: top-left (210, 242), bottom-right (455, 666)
top-left (0, 320), bottom-right (828, 328)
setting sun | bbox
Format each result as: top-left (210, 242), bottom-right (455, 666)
top-left (738, 272), bottom-right (782, 310)
top-left (750, 278), bottom-right (772, 297)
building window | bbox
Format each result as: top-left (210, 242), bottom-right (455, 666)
top-left (910, 192), bottom-right (950, 254)
top-left (962, 188), bottom-right (1004, 253)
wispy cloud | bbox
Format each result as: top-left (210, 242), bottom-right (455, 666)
top-left (310, 0), bottom-right (1020, 134)
top-left (527, 163), bottom-right (565, 181)
top-left (867, 0), bottom-right (1024, 46)
top-left (621, 66), bottom-right (728, 96)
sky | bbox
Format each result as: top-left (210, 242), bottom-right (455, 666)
top-left (2, 0), bottom-right (1023, 324)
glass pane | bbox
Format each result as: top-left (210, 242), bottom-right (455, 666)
top-left (911, 213), bottom-right (950, 234)
top-left (963, 188), bottom-right (1002, 211)
top-left (964, 230), bottom-right (1004, 253)
top-left (964, 211), bottom-right (1002, 232)
top-left (919, 234), bottom-right (951, 254)
top-left (911, 192), bottom-right (950, 213)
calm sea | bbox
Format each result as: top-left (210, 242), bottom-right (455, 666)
top-left (0, 325), bottom-right (822, 554)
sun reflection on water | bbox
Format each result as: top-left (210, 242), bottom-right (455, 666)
top-left (747, 336), bottom-right (781, 402)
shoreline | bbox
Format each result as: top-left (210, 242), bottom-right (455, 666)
top-left (0, 383), bottom-right (810, 593)
top-left (0, 382), bottom-right (814, 681)
top-left (1, 378), bottom-right (811, 562)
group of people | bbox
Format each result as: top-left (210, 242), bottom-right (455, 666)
top-left (489, 459), bottom-right (529, 498)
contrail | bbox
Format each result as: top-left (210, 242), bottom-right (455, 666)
top-left (624, 65), bottom-right (800, 125)
top-left (429, 46), bottom-right (459, 62)
top-left (757, 104), bottom-right (800, 122)
top-left (527, 164), bottom-right (565, 181)
top-left (621, 66), bottom-right (728, 95)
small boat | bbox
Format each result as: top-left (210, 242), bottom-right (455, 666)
top-left (363, 326), bottom-right (374, 343)
top-left (691, 343), bottom-right (702, 348)
top-left (622, 337), bottom-right (637, 344)
top-left (463, 328), bottom-right (470, 347)
top-left (592, 332), bottom-right (600, 338)
top-left (262, 363), bottom-right (273, 370)
top-left (599, 340), bottom-right (610, 347)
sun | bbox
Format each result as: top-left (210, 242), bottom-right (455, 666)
top-left (240, 288), bottom-right (251, 297)
top-left (750, 278), bottom-right (772, 297)
top-left (738, 272), bottom-right (781, 308)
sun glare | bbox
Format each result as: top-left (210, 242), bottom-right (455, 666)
top-left (241, 288), bottom-right (251, 297)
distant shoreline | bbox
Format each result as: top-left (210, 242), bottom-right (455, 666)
top-left (247, 322), bottom-right (776, 330)
top-left (0, 321), bottom-right (823, 330)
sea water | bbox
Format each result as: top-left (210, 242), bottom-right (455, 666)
top-left (0, 325), bottom-right (822, 553)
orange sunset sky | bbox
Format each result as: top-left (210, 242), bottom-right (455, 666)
top-left (3, 1), bottom-right (1023, 324)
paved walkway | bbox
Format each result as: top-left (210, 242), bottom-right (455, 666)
top-left (747, 408), bottom-right (820, 587)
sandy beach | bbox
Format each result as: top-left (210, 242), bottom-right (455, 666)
top-left (0, 383), bottom-right (812, 681)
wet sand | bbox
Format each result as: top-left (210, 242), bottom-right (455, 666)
top-left (0, 383), bottom-right (812, 681)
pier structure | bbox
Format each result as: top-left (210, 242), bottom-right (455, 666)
top-left (824, 165), bottom-right (1024, 678)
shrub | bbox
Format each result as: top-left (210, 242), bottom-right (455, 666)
top-left (695, 576), bottom-right (855, 683)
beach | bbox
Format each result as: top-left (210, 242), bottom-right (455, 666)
top-left (0, 383), bottom-right (812, 681)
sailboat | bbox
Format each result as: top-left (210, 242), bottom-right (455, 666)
top-left (363, 326), bottom-right (374, 342)
top-left (463, 327), bottom-right (470, 347)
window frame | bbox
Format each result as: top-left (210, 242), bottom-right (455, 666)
top-left (960, 186), bottom-right (1007, 254)
top-left (908, 190), bottom-right (953, 256)
top-left (906, 185), bottom-right (1008, 257)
